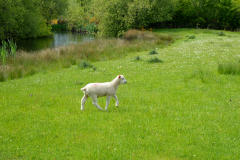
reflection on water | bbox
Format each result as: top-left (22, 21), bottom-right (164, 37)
top-left (16, 31), bottom-right (95, 52)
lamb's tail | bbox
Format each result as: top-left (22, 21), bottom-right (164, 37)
top-left (81, 87), bottom-right (87, 91)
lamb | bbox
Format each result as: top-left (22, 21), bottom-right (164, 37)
top-left (81, 75), bottom-right (127, 111)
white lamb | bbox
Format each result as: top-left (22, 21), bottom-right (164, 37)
top-left (81, 75), bottom-right (127, 111)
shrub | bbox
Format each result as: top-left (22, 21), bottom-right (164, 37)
top-left (124, 29), bottom-right (157, 41)
top-left (124, 29), bottom-right (139, 40)
top-left (133, 55), bottom-right (141, 61)
top-left (189, 35), bottom-right (195, 39)
top-left (219, 31), bottom-right (226, 36)
top-left (51, 24), bottom-right (68, 31)
top-left (147, 57), bottom-right (163, 63)
top-left (149, 49), bottom-right (158, 55)
top-left (78, 61), bottom-right (95, 69)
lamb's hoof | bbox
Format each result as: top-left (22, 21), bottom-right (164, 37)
top-left (116, 105), bottom-right (119, 107)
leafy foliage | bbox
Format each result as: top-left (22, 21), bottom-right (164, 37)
top-left (127, 0), bottom-right (175, 28)
top-left (37, 0), bottom-right (68, 22)
top-left (64, 0), bottom-right (85, 31)
top-left (0, 0), bottom-right (68, 40)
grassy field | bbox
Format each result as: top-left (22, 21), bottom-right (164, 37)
top-left (0, 29), bottom-right (240, 159)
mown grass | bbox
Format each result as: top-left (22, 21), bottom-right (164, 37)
top-left (0, 29), bottom-right (240, 159)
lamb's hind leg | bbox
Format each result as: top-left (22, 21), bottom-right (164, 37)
top-left (81, 95), bottom-right (88, 110)
top-left (91, 95), bottom-right (104, 111)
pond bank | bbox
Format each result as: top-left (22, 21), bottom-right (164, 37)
top-left (0, 30), bottom-right (175, 82)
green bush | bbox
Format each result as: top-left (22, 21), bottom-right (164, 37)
top-left (219, 31), bottom-right (226, 36)
top-left (78, 61), bottom-right (95, 69)
top-left (82, 23), bottom-right (97, 33)
top-left (149, 49), bottom-right (159, 55)
top-left (147, 57), bottom-right (163, 63)
top-left (52, 24), bottom-right (68, 31)
top-left (134, 56), bottom-right (141, 61)
top-left (189, 35), bottom-right (195, 39)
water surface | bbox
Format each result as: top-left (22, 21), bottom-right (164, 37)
top-left (16, 31), bottom-right (95, 52)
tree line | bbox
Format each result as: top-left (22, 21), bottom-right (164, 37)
top-left (168, 0), bottom-right (240, 30)
top-left (0, 0), bottom-right (240, 40)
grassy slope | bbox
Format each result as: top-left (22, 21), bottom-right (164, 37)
top-left (0, 29), bottom-right (240, 159)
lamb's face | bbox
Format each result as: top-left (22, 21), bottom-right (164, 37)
top-left (118, 75), bottom-right (127, 84)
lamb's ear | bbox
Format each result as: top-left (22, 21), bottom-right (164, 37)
top-left (118, 75), bottom-right (121, 78)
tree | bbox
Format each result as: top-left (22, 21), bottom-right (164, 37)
top-left (64, 0), bottom-right (85, 31)
top-left (92, 0), bottom-right (129, 36)
top-left (0, 0), bottom-right (51, 40)
top-left (37, 0), bottom-right (68, 23)
top-left (127, 0), bottom-right (176, 28)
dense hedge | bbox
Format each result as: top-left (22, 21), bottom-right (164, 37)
top-left (155, 0), bottom-right (240, 30)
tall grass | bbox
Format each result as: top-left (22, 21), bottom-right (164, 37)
top-left (0, 30), bottom-right (174, 81)
top-left (218, 61), bottom-right (240, 75)
top-left (1, 41), bottom-right (7, 65)
top-left (8, 39), bottom-right (17, 62)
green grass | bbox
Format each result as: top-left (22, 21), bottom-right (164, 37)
top-left (0, 29), bottom-right (240, 159)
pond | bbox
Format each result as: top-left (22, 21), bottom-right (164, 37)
top-left (16, 31), bottom-right (95, 52)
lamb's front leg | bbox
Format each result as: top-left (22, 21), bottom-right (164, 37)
top-left (91, 95), bottom-right (104, 111)
top-left (105, 95), bottom-right (111, 111)
top-left (113, 95), bottom-right (119, 107)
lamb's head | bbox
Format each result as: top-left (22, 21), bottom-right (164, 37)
top-left (118, 75), bottom-right (127, 84)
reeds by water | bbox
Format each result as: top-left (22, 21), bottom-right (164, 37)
top-left (1, 39), bottom-right (17, 65)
